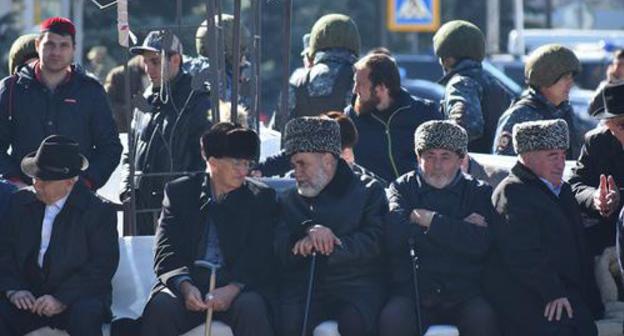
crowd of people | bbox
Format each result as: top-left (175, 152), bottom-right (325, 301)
top-left (0, 12), bottom-right (623, 336)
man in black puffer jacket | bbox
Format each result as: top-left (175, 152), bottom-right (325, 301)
top-left (120, 30), bottom-right (212, 235)
top-left (346, 53), bottom-right (442, 183)
top-left (0, 17), bottom-right (122, 189)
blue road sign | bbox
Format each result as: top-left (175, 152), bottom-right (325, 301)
top-left (387, 0), bottom-right (440, 32)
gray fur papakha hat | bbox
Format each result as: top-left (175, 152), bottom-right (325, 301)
top-left (512, 119), bottom-right (569, 154)
top-left (414, 120), bottom-right (468, 156)
top-left (283, 117), bottom-right (341, 156)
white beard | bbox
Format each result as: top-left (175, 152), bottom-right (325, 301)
top-left (296, 168), bottom-right (330, 198)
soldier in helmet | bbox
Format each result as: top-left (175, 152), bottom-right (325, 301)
top-left (193, 14), bottom-right (253, 114)
top-left (433, 20), bottom-right (513, 154)
top-left (8, 34), bottom-right (38, 74)
top-left (273, 13), bottom-right (361, 132)
top-left (493, 44), bottom-right (581, 159)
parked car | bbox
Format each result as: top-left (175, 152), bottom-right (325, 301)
top-left (402, 78), bottom-right (445, 110)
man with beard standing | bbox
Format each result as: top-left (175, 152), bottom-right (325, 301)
top-left (485, 119), bottom-right (602, 336)
top-left (346, 53), bottom-right (442, 183)
top-left (0, 17), bottom-right (122, 189)
top-left (275, 117), bottom-right (387, 336)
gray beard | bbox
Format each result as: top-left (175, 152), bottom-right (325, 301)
top-left (296, 168), bottom-right (330, 197)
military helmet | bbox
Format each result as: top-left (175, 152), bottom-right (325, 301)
top-left (8, 33), bottom-right (38, 74)
top-left (308, 14), bottom-right (360, 58)
top-left (525, 44), bottom-right (580, 88)
top-left (433, 20), bottom-right (485, 62)
top-left (196, 14), bottom-right (251, 66)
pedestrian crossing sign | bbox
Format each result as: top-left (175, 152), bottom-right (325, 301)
top-left (387, 0), bottom-right (440, 32)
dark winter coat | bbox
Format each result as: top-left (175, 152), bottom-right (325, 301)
top-left (346, 89), bottom-right (442, 183)
top-left (0, 63), bottom-right (122, 188)
top-left (120, 71), bottom-right (212, 229)
top-left (0, 178), bottom-right (15, 219)
top-left (569, 127), bottom-right (624, 256)
top-left (484, 162), bottom-right (602, 336)
top-left (152, 174), bottom-right (279, 299)
top-left (0, 183), bottom-right (119, 312)
top-left (440, 59), bottom-right (514, 153)
top-left (385, 171), bottom-right (493, 305)
top-left (275, 158), bottom-right (387, 287)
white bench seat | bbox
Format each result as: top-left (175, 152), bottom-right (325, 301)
top-left (25, 236), bottom-right (620, 336)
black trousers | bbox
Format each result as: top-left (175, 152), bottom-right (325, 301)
top-left (0, 296), bottom-right (107, 336)
top-left (279, 279), bottom-right (385, 336)
top-left (141, 288), bottom-right (274, 336)
top-left (378, 295), bottom-right (501, 336)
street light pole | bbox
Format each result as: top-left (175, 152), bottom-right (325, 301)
top-left (514, 0), bottom-right (525, 56)
top-left (72, 0), bottom-right (85, 65)
top-left (487, 0), bottom-right (500, 54)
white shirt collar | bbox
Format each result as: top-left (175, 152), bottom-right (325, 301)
top-left (48, 193), bottom-right (70, 211)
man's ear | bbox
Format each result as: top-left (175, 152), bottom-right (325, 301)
top-left (375, 83), bottom-right (389, 97)
top-left (206, 156), bottom-right (217, 172)
top-left (321, 152), bottom-right (334, 168)
top-left (169, 53), bottom-right (182, 69)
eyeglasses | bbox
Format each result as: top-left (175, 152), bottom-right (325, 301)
top-left (222, 158), bottom-right (255, 170)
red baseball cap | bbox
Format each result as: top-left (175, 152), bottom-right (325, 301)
top-left (40, 17), bottom-right (76, 41)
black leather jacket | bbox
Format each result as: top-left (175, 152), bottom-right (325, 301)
top-left (120, 71), bottom-right (212, 209)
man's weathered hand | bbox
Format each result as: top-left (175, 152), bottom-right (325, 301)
top-left (464, 213), bottom-right (488, 227)
top-left (32, 295), bottom-right (66, 317)
top-left (8, 290), bottom-right (35, 311)
top-left (410, 209), bottom-right (435, 228)
top-left (292, 236), bottom-right (315, 256)
top-left (593, 174), bottom-right (620, 217)
top-left (307, 225), bottom-right (341, 256)
top-left (544, 297), bottom-right (573, 322)
top-left (205, 284), bottom-right (240, 312)
top-left (180, 281), bottom-right (208, 312)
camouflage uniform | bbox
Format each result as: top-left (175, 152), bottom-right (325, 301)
top-left (493, 88), bottom-right (579, 159)
top-left (274, 49), bottom-right (357, 132)
top-left (434, 20), bottom-right (513, 154)
top-left (194, 15), bottom-right (253, 119)
top-left (494, 44), bottom-right (581, 159)
top-left (273, 13), bottom-right (360, 132)
top-left (183, 55), bottom-right (252, 115)
top-left (440, 59), bottom-right (513, 153)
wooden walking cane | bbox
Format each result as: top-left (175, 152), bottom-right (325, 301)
top-left (194, 260), bottom-right (220, 336)
top-left (205, 268), bottom-right (216, 336)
